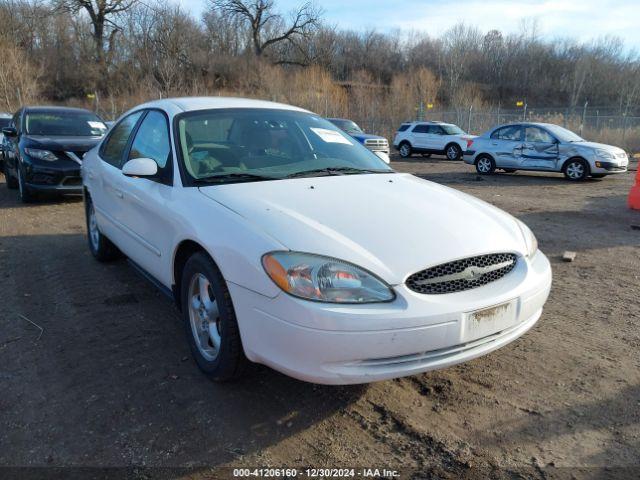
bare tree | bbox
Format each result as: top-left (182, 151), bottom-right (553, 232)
top-left (56, 0), bottom-right (138, 72)
top-left (209, 0), bottom-right (320, 59)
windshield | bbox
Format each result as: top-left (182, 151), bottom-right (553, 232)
top-left (25, 111), bottom-right (107, 136)
top-left (441, 124), bottom-right (466, 135)
top-left (543, 124), bottom-right (583, 142)
top-left (329, 119), bottom-right (363, 134)
top-left (177, 109), bottom-right (392, 184)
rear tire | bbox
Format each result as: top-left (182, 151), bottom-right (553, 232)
top-left (181, 252), bottom-right (247, 381)
top-left (475, 155), bottom-right (496, 175)
top-left (445, 143), bottom-right (462, 161)
top-left (563, 158), bottom-right (589, 181)
top-left (399, 142), bottom-right (412, 158)
top-left (85, 196), bottom-right (120, 262)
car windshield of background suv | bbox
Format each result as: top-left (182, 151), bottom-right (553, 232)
top-left (25, 112), bottom-right (108, 137)
top-left (178, 109), bottom-right (393, 183)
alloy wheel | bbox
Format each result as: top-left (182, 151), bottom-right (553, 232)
top-left (88, 203), bottom-right (100, 251)
top-left (447, 146), bottom-right (459, 160)
top-left (399, 144), bottom-right (410, 157)
top-left (477, 158), bottom-right (491, 173)
top-left (188, 273), bottom-right (221, 361)
top-left (566, 161), bottom-right (585, 180)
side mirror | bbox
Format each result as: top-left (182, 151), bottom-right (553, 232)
top-left (122, 158), bottom-right (158, 178)
top-left (2, 127), bottom-right (17, 137)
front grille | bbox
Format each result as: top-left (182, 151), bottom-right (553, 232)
top-left (406, 253), bottom-right (518, 295)
top-left (62, 177), bottom-right (82, 186)
top-left (365, 139), bottom-right (389, 148)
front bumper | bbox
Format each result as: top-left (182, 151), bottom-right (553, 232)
top-left (230, 250), bottom-right (552, 384)
top-left (591, 159), bottom-right (628, 174)
top-left (23, 160), bottom-right (82, 193)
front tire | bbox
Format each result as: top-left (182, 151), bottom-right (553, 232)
top-left (564, 158), bottom-right (589, 181)
top-left (85, 196), bottom-right (120, 262)
top-left (5, 167), bottom-right (18, 189)
top-left (475, 155), bottom-right (496, 175)
top-left (398, 142), bottom-right (412, 158)
top-left (445, 143), bottom-right (462, 161)
top-left (17, 166), bottom-right (35, 203)
top-left (181, 252), bottom-right (247, 381)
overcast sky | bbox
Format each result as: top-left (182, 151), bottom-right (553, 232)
top-left (174, 0), bottom-right (639, 49)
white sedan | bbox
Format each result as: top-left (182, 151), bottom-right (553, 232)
top-left (82, 97), bottom-right (552, 385)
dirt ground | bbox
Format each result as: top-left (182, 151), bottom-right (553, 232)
top-left (1, 157), bottom-right (639, 479)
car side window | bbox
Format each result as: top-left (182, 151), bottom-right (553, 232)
top-left (525, 126), bottom-right (555, 143)
top-left (491, 126), bottom-right (522, 141)
top-left (427, 125), bottom-right (444, 135)
top-left (412, 124), bottom-right (428, 133)
top-left (100, 111), bottom-right (144, 168)
top-left (128, 110), bottom-right (172, 185)
top-left (129, 111), bottom-right (171, 167)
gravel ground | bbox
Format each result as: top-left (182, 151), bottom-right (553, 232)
top-left (1, 157), bottom-right (639, 479)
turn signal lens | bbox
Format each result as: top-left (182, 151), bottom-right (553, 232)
top-left (262, 252), bottom-right (395, 304)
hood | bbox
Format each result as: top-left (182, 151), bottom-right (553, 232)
top-left (350, 133), bottom-right (385, 142)
top-left (572, 141), bottom-right (625, 153)
top-left (23, 135), bottom-right (103, 153)
top-left (198, 174), bottom-right (526, 284)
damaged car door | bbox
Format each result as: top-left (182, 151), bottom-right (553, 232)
top-left (520, 126), bottom-right (560, 170)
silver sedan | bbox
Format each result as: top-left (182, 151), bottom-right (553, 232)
top-left (464, 122), bottom-right (629, 180)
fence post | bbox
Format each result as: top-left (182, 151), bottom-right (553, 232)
top-left (468, 105), bottom-right (473, 133)
top-left (522, 103), bottom-right (528, 121)
top-left (580, 101), bottom-right (588, 136)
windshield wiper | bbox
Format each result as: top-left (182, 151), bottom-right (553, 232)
top-left (285, 167), bottom-right (393, 179)
top-left (195, 172), bottom-right (278, 184)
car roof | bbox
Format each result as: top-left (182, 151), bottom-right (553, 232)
top-left (406, 120), bottom-right (450, 125)
top-left (136, 97), bottom-right (310, 114)
top-left (23, 106), bottom-right (96, 114)
top-left (491, 122), bottom-right (558, 130)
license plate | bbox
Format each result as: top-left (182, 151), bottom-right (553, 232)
top-left (463, 300), bottom-right (518, 342)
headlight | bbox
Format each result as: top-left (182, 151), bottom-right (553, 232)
top-left (24, 148), bottom-right (58, 162)
top-left (262, 252), bottom-right (395, 304)
top-left (516, 220), bottom-right (538, 258)
top-left (595, 149), bottom-right (614, 159)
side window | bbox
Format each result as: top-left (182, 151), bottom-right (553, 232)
top-left (491, 126), bottom-right (522, 141)
top-left (412, 124), bottom-right (428, 133)
top-left (397, 124), bottom-right (410, 132)
top-left (100, 111), bottom-right (143, 168)
top-left (427, 125), bottom-right (444, 135)
top-left (525, 126), bottom-right (554, 143)
top-left (128, 111), bottom-right (171, 168)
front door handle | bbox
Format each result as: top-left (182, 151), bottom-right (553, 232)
top-left (115, 189), bottom-right (124, 199)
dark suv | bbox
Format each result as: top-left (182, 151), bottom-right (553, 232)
top-left (3, 106), bottom-right (107, 202)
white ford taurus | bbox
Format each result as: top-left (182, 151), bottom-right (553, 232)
top-left (81, 97), bottom-right (552, 385)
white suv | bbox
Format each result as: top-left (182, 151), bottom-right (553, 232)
top-left (393, 121), bottom-right (476, 160)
